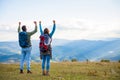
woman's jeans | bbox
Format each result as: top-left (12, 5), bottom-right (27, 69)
top-left (42, 55), bottom-right (50, 71)
top-left (20, 47), bottom-right (32, 71)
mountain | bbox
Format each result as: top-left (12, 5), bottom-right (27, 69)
top-left (0, 39), bottom-right (120, 63)
top-left (53, 39), bottom-right (120, 61)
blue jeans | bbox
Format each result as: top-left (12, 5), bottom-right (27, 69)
top-left (42, 55), bottom-right (51, 71)
top-left (20, 47), bottom-right (32, 70)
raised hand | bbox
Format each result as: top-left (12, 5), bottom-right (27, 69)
top-left (53, 20), bottom-right (55, 24)
top-left (34, 21), bottom-right (37, 26)
top-left (19, 22), bottom-right (21, 26)
top-left (39, 21), bottom-right (41, 24)
top-left (34, 21), bottom-right (37, 24)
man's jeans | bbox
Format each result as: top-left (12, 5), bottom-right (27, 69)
top-left (42, 55), bottom-right (50, 71)
top-left (20, 47), bottom-right (32, 70)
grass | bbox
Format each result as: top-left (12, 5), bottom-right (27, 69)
top-left (0, 62), bottom-right (120, 80)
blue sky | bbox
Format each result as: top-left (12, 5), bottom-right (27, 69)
top-left (0, 0), bottom-right (120, 41)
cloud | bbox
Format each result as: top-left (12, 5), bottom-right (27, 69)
top-left (0, 24), bottom-right (16, 32)
top-left (56, 20), bottom-right (90, 32)
top-left (0, 32), bottom-right (17, 41)
top-left (53, 19), bottom-right (120, 40)
top-left (0, 18), bottom-right (120, 41)
top-left (56, 24), bottom-right (82, 31)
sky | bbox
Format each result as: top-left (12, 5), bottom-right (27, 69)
top-left (0, 0), bottom-right (120, 41)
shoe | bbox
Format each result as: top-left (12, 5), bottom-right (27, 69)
top-left (46, 71), bottom-right (50, 76)
top-left (20, 70), bottom-right (23, 74)
top-left (42, 70), bottom-right (46, 76)
top-left (27, 70), bottom-right (32, 74)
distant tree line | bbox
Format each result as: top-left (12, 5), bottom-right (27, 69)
top-left (100, 59), bottom-right (110, 62)
top-left (62, 58), bottom-right (120, 63)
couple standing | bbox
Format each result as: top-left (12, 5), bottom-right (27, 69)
top-left (18, 20), bottom-right (56, 76)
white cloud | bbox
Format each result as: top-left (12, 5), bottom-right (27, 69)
top-left (53, 18), bottom-right (120, 40)
top-left (0, 18), bottom-right (120, 41)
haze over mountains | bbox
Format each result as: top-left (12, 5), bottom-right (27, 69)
top-left (0, 38), bottom-right (120, 63)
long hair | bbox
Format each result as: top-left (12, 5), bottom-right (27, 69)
top-left (44, 28), bottom-right (49, 34)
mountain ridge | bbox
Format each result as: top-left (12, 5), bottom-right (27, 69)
top-left (0, 39), bottom-right (120, 63)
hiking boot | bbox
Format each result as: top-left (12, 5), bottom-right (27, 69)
top-left (20, 70), bottom-right (23, 74)
top-left (27, 70), bottom-right (32, 74)
top-left (42, 70), bottom-right (46, 76)
top-left (46, 71), bottom-right (50, 76)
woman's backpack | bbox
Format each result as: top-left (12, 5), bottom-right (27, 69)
top-left (39, 34), bottom-right (52, 53)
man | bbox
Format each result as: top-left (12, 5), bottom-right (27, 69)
top-left (18, 21), bottom-right (37, 74)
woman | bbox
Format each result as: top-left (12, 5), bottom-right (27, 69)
top-left (39, 20), bottom-right (56, 76)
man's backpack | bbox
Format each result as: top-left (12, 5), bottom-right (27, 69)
top-left (39, 34), bottom-right (52, 53)
top-left (19, 32), bottom-right (29, 48)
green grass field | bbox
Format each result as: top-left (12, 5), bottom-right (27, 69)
top-left (0, 62), bottom-right (120, 80)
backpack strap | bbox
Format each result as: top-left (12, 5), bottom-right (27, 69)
top-left (48, 34), bottom-right (52, 44)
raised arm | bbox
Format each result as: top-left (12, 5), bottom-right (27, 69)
top-left (39, 21), bottom-right (43, 34)
top-left (50, 20), bottom-right (56, 37)
top-left (18, 22), bottom-right (21, 33)
top-left (28, 21), bottom-right (37, 35)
